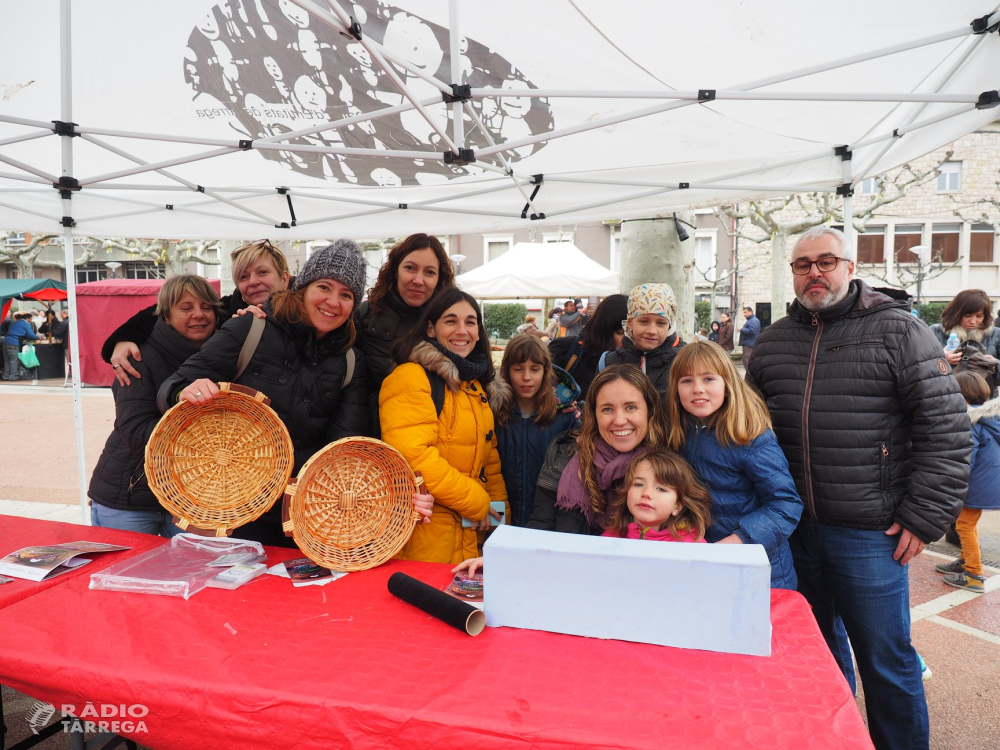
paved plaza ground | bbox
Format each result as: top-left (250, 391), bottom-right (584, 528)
top-left (0, 381), bottom-right (998, 748)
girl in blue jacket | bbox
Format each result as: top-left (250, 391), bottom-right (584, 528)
top-left (665, 341), bottom-right (803, 589)
top-left (494, 335), bottom-right (579, 526)
top-left (936, 372), bottom-right (1000, 593)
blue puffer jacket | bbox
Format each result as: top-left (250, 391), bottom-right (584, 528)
top-left (497, 408), bottom-right (580, 527)
top-left (967, 398), bottom-right (1000, 510)
top-left (680, 425), bottom-right (803, 589)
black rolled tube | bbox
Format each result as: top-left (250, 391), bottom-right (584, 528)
top-left (387, 572), bottom-right (486, 636)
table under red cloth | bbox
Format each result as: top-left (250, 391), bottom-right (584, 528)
top-left (0, 537), bottom-right (872, 750)
top-left (0, 515), bottom-right (165, 610)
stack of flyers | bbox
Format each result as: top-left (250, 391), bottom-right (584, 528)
top-left (265, 558), bottom-right (348, 587)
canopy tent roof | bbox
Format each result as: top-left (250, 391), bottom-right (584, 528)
top-left (457, 242), bottom-right (617, 298)
top-left (0, 278), bottom-right (67, 321)
top-left (1, 1), bottom-right (999, 240)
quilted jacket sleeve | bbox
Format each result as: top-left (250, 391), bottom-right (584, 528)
top-left (379, 364), bottom-right (492, 520)
top-left (894, 322), bottom-right (971, 541)
top-left (732, 431), bottom-right (803, 552)
top-left (156, 315), bottom-right (249, 411)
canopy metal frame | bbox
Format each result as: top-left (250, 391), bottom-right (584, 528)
top-left (0, 3), bottom-right (996, 242)
top-left (0, 0), bottom-right (994, 521)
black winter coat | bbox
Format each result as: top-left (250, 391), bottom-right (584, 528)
top-left (89, 319), bottom-right (204, 511)
top-left (158, 308), bottom-right (371, 472)
top-left (101, 289), bottom-right (249, 363)
top-left (745, 280), bottom-right (971, 543)
top-left (548, 335), bottom-right (602, 401)
top-left (356, 290), bottom-right (426, 437)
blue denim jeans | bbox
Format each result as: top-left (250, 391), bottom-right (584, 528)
top-left (789, 522), bottom-right (928, 750)
top-left (91, 503), bottom-right (182, 538)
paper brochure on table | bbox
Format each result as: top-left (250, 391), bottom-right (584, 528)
top-left (483, 526), bottom-right (772, 656)
top-left (0, 542), bottom-right (130, 582)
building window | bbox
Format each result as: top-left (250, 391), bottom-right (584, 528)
top-left (894, 224), bottom-right (924, 263)
top-left (76, 264), bottom-right (107, 284)
top-left (435, 236), bottom-right (449, 255)
top-left (542, 231), bottom-right (574, 244)
top-left (936, 162), bottom-right (961, 193)
top-left (856, 226), bottom-right (885, 264)
top-left (931, 223), bottom-right (961, 263)
top-left (970, 224), bottom-right (995, 263)
top-left (125, 262), bottom-right (161, 280)
top-left (859, 178), bottom-right (877, 195)
top-left (197, 247), bottom-right (221, 280)
top-left (483, 234), bottom-right (514, 263)
top-left (5, 232), bottom-right (26, 246)
top-left (694, 231), bottom-right (717, 280)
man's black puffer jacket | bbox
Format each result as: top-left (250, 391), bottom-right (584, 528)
top-left (159, 306), bottom-right (371, 472)
top-left (746, 280), bottom-right (971, 543)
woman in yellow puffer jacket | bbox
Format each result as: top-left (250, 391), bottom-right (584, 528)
top-left (380, 288), bottom-right (508, 563)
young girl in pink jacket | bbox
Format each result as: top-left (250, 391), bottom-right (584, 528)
top-left (601, 451), bottom-right (711, 542)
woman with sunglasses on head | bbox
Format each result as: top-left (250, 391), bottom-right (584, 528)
top-left (102, 239), bottom-right (292, 386)
top-left (157, 241), bottom-right (373, 546)
top-left (357, 233), bottom-right (457, 435)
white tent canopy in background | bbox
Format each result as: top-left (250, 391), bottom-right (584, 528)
top-left (3, 0), bottom-right (1000, 524)
top-left (456, 242), bottom-right (617, 299)
top-left (1, 1), bottom-right (1000, 240)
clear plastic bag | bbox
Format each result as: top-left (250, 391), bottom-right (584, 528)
top-left (89, 534), bottom-right (265, 600)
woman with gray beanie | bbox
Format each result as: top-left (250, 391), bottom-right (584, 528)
top-left (158, 239), bottom-right (372, 546)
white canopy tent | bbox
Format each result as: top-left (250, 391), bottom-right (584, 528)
top-left (2, 0), bottom-right (1000, 521)
top-left (457, 243), bottom-right (617, 298)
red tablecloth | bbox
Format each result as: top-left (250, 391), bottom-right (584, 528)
top-left (0, 539), bottom-right (872, 750)
top-left (0, 515), bottom-right (165, 610)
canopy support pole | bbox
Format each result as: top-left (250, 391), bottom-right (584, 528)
top-left (449, 0), bottom-right (465, 150)
top-left (57, 0), bottom-right (88, 525)
top-left (840, 150), bottom-right (855, 257)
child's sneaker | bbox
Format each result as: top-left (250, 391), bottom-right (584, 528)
top-left (918, 654), bottom-right (932, 681)
top-left (935, 558), bottom-right (966, 574)
top-left (942, 571), bottom-right (986, 593)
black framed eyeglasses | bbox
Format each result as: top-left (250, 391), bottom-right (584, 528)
top-left (789, 257), bottom-right (850, 275)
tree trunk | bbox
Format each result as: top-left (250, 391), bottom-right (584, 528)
top-left (620, 213), bottom-right (696, 339)
top-left (14, 255), bottom-right (34, 279)
top-left (770, 231), bottom-right (789, 323)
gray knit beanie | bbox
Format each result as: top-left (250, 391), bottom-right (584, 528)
top-left (294, 239), bottom-right (367, 301)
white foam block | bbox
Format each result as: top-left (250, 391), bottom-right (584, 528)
top-left (483, 525), bottom-right (772, 656)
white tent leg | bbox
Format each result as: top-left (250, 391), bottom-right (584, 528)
top-left (843, 156), bottom-right (855, 257)
top-left (58, 0), bottom-right (88, 525)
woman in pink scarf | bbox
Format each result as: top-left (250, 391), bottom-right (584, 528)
top-left (526, 364), bottom-right (672, 534)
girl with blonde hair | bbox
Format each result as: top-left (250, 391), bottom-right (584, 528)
top-left (667, 341), bottom-right (802, 589)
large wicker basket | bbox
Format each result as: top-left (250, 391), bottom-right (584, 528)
top-left (146, 382), bottom-right (294, 536)
top-left (281, 437), bottom-right (422, 571)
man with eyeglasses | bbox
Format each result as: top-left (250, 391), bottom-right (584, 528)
top-left (745, 226), bottom-right (970, 750)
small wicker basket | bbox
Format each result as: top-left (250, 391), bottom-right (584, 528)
top-left (281, 437), bottom-right (422, 571)
top-left (146, 382), bottom-right (294, 536)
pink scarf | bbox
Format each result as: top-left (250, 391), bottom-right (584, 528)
top-left (555, 438), bottom-right (650, 528)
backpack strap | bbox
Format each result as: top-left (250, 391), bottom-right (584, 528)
top-left (233, 316), bottom-right (266, 381)
top-left (343, 348), bottom-right (355, 389)
top-left (563, 338), bottom-right (585, 375)
top-left (427, 369), bottom-right (446, 418)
